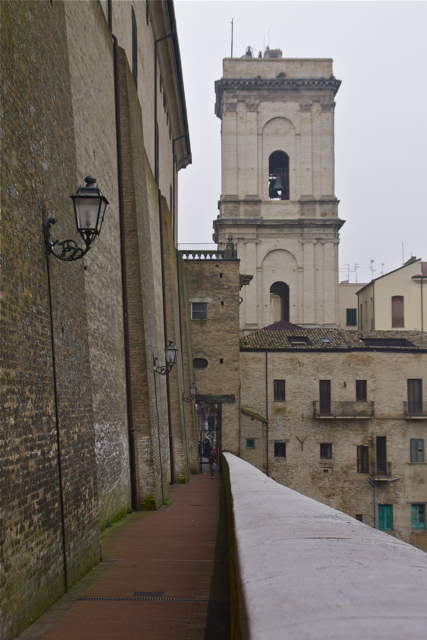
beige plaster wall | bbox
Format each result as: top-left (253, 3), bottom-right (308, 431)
top-left (358, 260), bottom-right (426, 331)
top-left (338, 283), bottom-right (367, 330)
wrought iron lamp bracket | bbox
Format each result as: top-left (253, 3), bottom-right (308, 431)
top-left (182, 393), bottom-right (195, 403)
top-left (153, 356), bottom-right (174, 376)
top-left (43, 210), bottom-right (92, 262)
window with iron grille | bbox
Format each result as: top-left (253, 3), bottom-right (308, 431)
top-left (320, 443), bottom-right (332, 459)
top-left (246, 439), bottom-right (255, 449)
top-left (411, 504), bottom-right (426, 530)
top-left (274, 380), bottom-right (285, 401)
top-left (408, 379), bottom-right (422, 413)
top-left (356, 380), bottom-right (367, 401)
top-left (193, 358), bottom-right (208, 369)
top-left (131, 7), bottom-right (137, 89)
top-left (410, 439), bottom-right (425, 463)
top-left (274, 443), bottom-right (286, 458)
top-left (319, 380), bottom-right (331, 413)
top-left (378, 504), bottom-right (393, 531)
top-left (357, 446), bottom-right (369, 473)
top-left (191, 303), bottom-right (207, 320)
top-left (346, 308), bottom-right (357, 326)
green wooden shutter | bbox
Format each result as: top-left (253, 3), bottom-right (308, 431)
top-left (411, 505), bottom-right (418, 529)
top-left (385, 505), bottom-right (393, 531)
top-left (410, 439), bottom-right (417, 462)
top-left (417, 439), bottom-right (425, 463)
top-left (378, 505), bottom-right (385, 530)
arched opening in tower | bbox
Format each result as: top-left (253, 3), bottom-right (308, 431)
top-left (270, 281), bottom-right (290, 322)
top-left (269, 151), bottom-right (289, 200)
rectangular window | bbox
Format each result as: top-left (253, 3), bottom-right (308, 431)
top-left (408, 379), bottom-right (422, 414)
top-left (392, 296), bottom-right (404, 328)
top-left (246, 439), bottom-right (255, 449)
top-left (346, 308), bottom-right (357, 326)
top-left (411, 504), bottom-right (426, 530)
top-left (355, 514), bottom-right (363, 522)
top-left (356, 380), bottom-right (367, 401)
top-left (378, 504), bottom-right (393, 531)
top-left (131, 6), bottom-right (138, 89)
top-left (410, 439), bottom-right (425, 463)
top-left (274, 380), bottom-right (285, 401)
top-left (319, 380), bottom-right (331, 414)
top-left (376, 436), bottom-right (387, 475)
top-left (274, 443), bottom-right (286, 458)
top-left (320, 443), bottom-right (332, 459)
top-left (357, 446), bottom-right (369, 473)
top-left (191, 303), bottom-right (207, 320)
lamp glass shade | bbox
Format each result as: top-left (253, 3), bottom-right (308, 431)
top-left (199, 399), bottom-right (205, 410)
top-left (190, 382), bottom-right (197, 397)
top-left (165, 340), bottom-right (178, 365)
top-left (74, 197), bottom-right (103, 234)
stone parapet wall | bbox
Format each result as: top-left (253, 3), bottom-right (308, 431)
top-left (223, 452), bottom-right (427, 640)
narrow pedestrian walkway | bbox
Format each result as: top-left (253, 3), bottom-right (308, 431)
top-left (17, 469), bottom-right (229, 640)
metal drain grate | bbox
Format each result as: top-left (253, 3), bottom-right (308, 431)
top-left (80, 596), bottom-right (213, 603)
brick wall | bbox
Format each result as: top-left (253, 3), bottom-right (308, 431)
top-left (185, 260), bottom-right (241, 456)
top-left (64, 0), bottom-right (131, 530)
top-left (1, 3), bottom-right (99, 637)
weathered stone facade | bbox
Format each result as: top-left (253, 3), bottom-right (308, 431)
top-left (213, 54), bottom-right (343, 331)
top-left (240, 328), bottom-right (427, 551)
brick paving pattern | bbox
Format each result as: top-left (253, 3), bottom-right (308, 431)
top-left (42, 471), bottom-right (220, 640)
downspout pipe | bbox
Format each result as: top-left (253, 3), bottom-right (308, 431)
top-left (265, 351), bottom-right (269, 477)
top-left (369, 477), bottom-right (377, 529)
top-left (109, 0), bottom-right (138, 510)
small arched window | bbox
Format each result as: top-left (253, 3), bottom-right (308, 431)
top-left (391, 296), bottom-right (404, 328)
top-left (269, 151), bottom-right (289, 201)
top-left (270, 282), bottom-right (290, 322)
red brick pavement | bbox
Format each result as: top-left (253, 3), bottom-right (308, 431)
top-left (43, 471), bottom-right (220, 640)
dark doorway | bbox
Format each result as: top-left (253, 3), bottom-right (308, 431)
top-left (269, 151), bottom-right (289, 200)
top-left (198, 403), bottom-right (222, 472)
top-left (270, 281), bottom-right (289, 322)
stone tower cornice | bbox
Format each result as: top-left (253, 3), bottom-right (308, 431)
top-left (215, 76), bottom-right (341, 118)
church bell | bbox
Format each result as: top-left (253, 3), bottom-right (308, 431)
top-left (272, 175), bottom-right (285, 197)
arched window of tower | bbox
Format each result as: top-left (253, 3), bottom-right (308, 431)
top-left (269, 151), bottom-right (289, 201)
top-left (270, 282), bottom-right (290, 322)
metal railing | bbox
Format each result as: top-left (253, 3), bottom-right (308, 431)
top-left (403, 401), bottom-right (427, 417)
top-left (313, 401), bottom-right (375, 418)
top-left (179, 248), bottom-right (225, 260)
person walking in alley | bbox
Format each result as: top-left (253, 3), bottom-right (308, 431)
top-left (208, 448), bottom-right (216, 478)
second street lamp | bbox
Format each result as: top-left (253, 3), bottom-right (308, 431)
top-left (154, 340), bottom-right (178, 375)
top-left (182, 381), bottom-right (197, 403)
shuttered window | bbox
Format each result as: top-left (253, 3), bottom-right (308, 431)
top-left (274, 380), bottom-right (285, 401)
top-left (346, 308), bottom-right (357, 326)
top-left (408, 379), bottom-right (422, 413)
top-left (411, 504), bottom-right (426, 530)
top-left (356, 380), bottom-right (367, 401)
top-left (274, 443), bottom-right (286, 458)
top-left (410, 439), bottom-right (425, 463)
top-left (246, 439), bottom-right (255, 449)
top-left (320, 443), bottom-right (332, 459)
top-left (378, 504), bottom-right (393, 531)
top-left (357, 446), bottom-right (369, 473)
top-left (319, 380), bottom-right (331, 414)
top-left (376, 436), bottom-right (387, 475)
top-left (391, 296), bottom-right (404, 328)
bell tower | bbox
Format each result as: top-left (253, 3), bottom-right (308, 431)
top-left (213, 49), bottom-right (344, 332)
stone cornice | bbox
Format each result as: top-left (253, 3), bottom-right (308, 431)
top-left (215, 76), bottom-right (341, 118)
top-left (213, 217), bottom-right (346, 241)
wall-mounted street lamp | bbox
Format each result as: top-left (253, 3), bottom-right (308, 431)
top-left (182, 381), bottom-right (197, 403)
top-left (154, 340), bottom-right (178, 375)
top-left (43, 175), bottom-right (109, 261)
top-left (195, 398), bottom-right (205, 415)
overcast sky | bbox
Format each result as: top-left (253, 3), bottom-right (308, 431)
top-left (175, 1), bottom-right (427, 283)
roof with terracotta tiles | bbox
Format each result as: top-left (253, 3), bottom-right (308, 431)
top-left (240, 328), bottom-right (427, 351)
